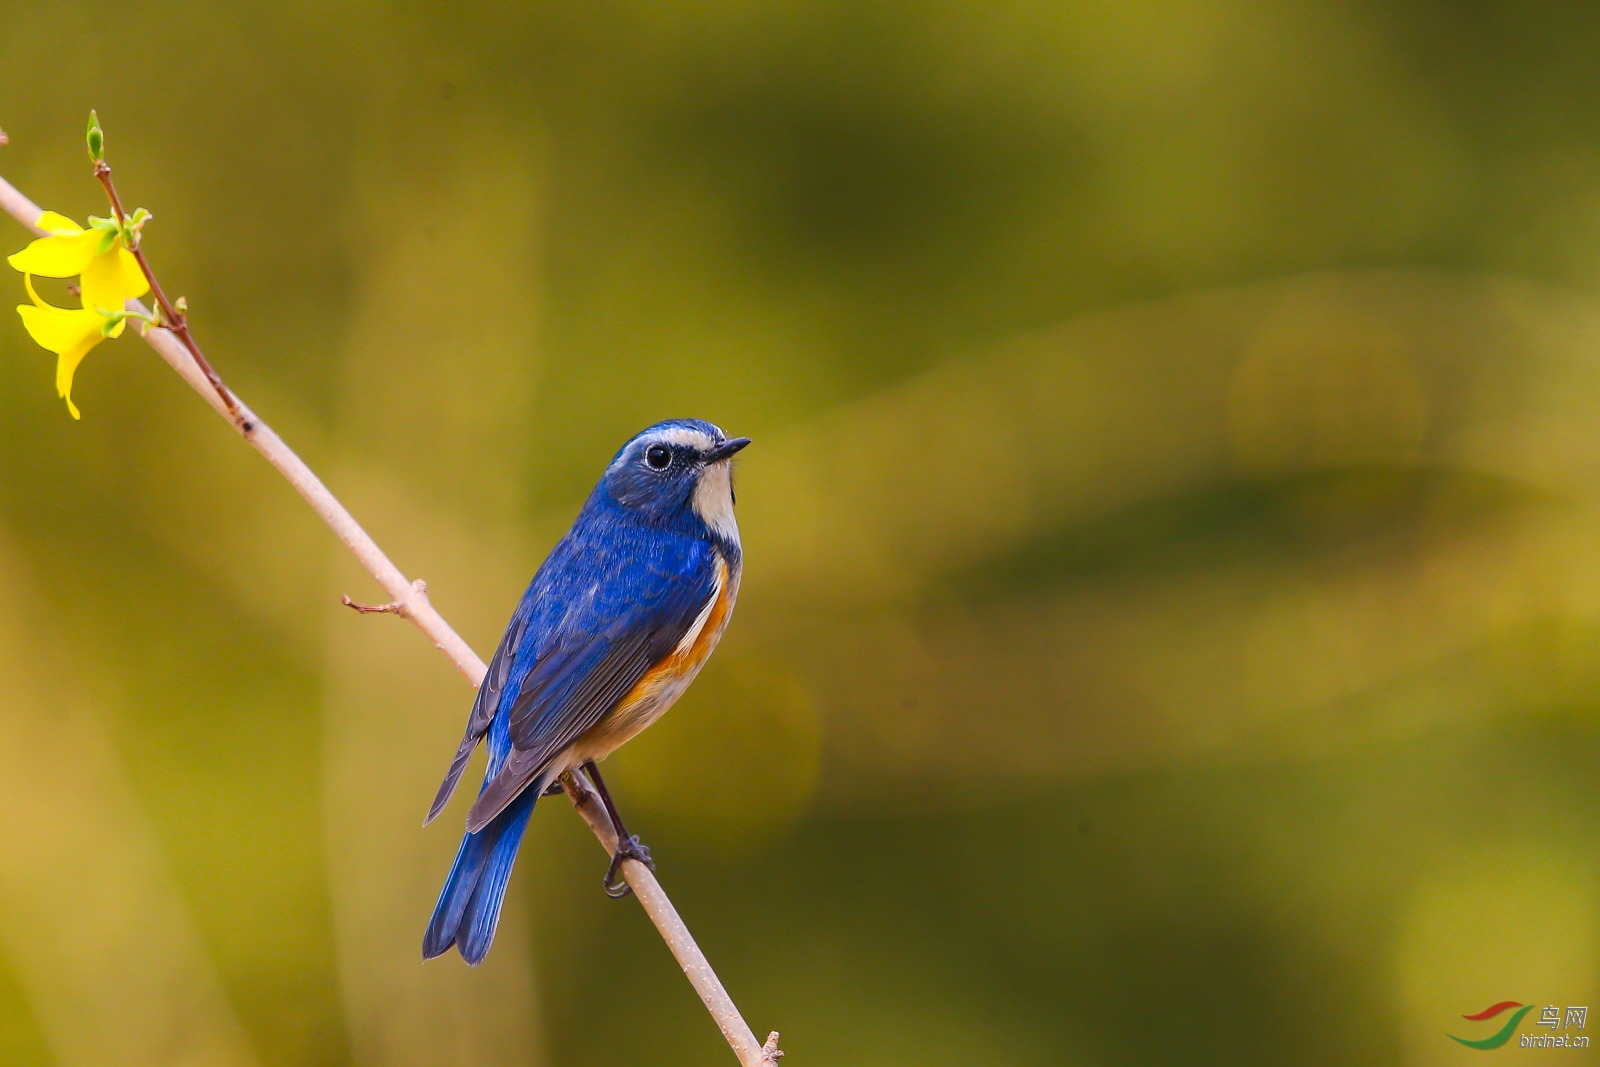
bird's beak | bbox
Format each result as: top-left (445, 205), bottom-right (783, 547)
top-left (704, 437), bottom-right (752, 463)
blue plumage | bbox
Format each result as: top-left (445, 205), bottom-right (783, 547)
top-left (423, 419), bottom-right (748, 964)
top-left (422, 703), bottom-right (535, 964)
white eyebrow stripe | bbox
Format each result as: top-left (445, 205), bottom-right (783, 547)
top-left (654, 427), bottom-right (716, 450)
top-left (607, 426), bottom-right (720, 473)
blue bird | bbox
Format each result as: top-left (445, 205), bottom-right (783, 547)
top-left (422, 419), bottom-right (750, 964)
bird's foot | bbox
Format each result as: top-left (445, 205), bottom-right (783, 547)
top-left (603, 835), bottom-right (655, 899)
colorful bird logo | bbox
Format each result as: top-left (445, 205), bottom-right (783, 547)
top-left (1448, 1002), bottom-right (1536, 1049)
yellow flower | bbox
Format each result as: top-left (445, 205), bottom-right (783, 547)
top-left (8, 210), bottom-right (150, 419)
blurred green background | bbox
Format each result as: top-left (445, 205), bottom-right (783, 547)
top-left (3, 1), bottom-right (1600, 1064)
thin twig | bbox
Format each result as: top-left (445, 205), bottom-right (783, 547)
top-left (340, 595), bottom-right (410, 617)
top-left (341, 578), bottom-right (428, 617)
top-left (0, 158), bottom-right (780, 1066)
top-left (94, 161), bottom-right (240, 420)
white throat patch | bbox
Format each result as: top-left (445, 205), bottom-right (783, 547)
top-left (693, 460), bottom-right (739, 544)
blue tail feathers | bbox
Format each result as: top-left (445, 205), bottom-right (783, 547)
top-left (422, 788), bottom-right (536, 964)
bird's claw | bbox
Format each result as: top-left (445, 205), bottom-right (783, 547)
top-left (602, 835), bottom-right (654, 899)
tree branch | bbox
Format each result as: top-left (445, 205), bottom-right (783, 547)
top-left (0, 165), bottom-right (781, 1067)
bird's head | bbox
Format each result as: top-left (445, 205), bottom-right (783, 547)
top-left (602, 419), bottom-right (751, 542)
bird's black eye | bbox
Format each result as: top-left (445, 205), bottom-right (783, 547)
top-left (645, 444), bottom-right (672, 470)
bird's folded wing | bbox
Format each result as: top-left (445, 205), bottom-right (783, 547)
top-left (424, 611), bottom-right (529, 824)
top-left (463, 556), bottom-right (716, 833)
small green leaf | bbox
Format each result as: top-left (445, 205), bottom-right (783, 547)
top-left (121, 207), bottom-right (151, 250)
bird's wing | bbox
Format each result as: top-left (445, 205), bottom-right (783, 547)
top-left (424, 610), bottom-right (531, 824)
top-left (463, 545), bottom-right (718, 833)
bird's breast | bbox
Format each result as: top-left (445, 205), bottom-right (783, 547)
top-left (570, 552), bottom-right (740, 763)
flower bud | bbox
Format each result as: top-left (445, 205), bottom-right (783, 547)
top-left (86, 111), bottom-right (104, 163)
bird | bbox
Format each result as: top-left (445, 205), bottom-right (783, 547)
top-left (422, 419), bottom-right (750, 965)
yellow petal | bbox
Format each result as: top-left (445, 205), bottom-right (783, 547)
top-left (17, 275), bottom-right (107, 358)
top-left (54, 336), bottom-right (98, 418)
top-left (80, 246), bottom-right (148, 312)
top-left (34, 211), bottom-right (85, 237)
top-left (116, 246), bottom-right (149, 299)
top-left (15, 286), bottom-right (104, 421)
top-left (7, 230), bottom-right (99, 278)
top-left (17, 301), bottom-right (104, 357)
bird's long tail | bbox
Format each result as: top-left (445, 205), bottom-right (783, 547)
top-left (422, 787), bottom-right (536, 965)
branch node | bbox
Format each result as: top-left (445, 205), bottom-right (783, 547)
top-left (762, 1032), bottom-right (784, 1063)
top-left (560, 769), bottom-right (597, 810)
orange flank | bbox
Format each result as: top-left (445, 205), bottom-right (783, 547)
top-left (636, 556), bottom-right (734, 693)
top-left (578, 554), bottom-right (736, 755)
